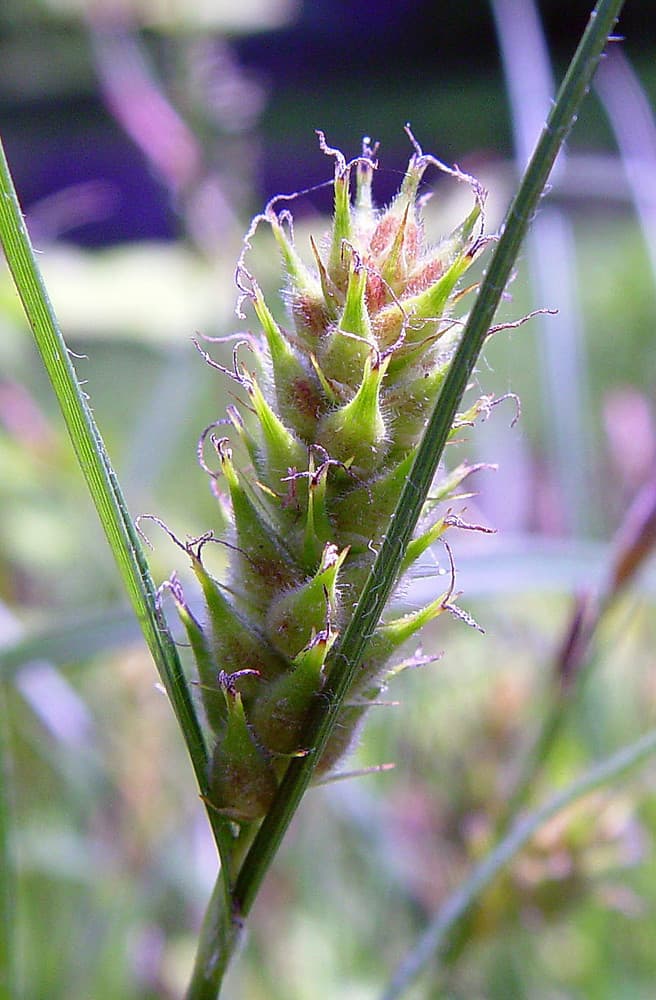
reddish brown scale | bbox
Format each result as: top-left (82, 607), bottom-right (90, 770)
top-left (289, 376), bottom-right (325, 426)
top-left (372, 305), bottom-right (405, 347)
top-left (402, 220), bottom-right (421, 266)
top-left (369, 214), bottom-right (398, 256)
top-left (364, 269), bottom-right (389, 315)
top-left (235, 554), bottom-right (300, 601)
top-left (405, 258), bottom-right (446, 296)
top-left (292, 295), bottom-right (330, 341)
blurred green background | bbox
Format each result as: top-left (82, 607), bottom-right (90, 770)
top-left (1, 1), bottom-right (656, 997)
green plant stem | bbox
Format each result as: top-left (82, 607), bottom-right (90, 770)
top-left (183, 1), bottom-right (625, 994)
top-left (381, 725), bottom-right (656, 1000)
top-left (0, 683), bottom-right (16, 1000)
top-left (186, 874), bottom-right (243, 1000)
top-left (185, 823), bottom-right (259, 1000)
top-left (0, 136), bottom-right (233, 877)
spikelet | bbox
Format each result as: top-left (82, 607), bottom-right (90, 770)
top-left (174, 129), bottom-right (496, 819)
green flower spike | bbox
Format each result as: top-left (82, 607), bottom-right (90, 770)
top-left (171, 129), bottom-right (498, 821)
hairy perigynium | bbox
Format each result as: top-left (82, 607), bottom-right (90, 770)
top-left (169, 130), bottom-right (495, 822)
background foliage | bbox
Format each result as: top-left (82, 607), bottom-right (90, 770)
top-left (1, 1), bottom-right (655, 997)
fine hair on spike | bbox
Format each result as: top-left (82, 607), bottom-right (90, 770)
top-left (361, 135), bottom-right (380, 162)
top-left (235, 179), bottom-right (335, 318)
top-left (196, 328), bottom-right (259, 346)
top-left (404, 122), bottom-right (487, 231)
top-left (443, 513), bottom-right (497, 534)
top-left (487, 308), bottom-right (558, 338)
top-left (316, 129), bottom-right (384, 180)
top-left (315, 129), bottom-right (348, 176)
top-left (136, 513), bottom-right (214, 559)
top-left (197, 421), bottom-right (230, 478)
top-left (192, 337), bottom-right (255, 390)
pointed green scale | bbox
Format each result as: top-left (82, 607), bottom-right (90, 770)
top-left (407, 240), bottom-right (479, 329)
top-left (218, 441), bottom-right (299, 603)
top-left (265, 543), bottom-right (348, 659)
top-left (380, 203), bottom-right (412, 291)
top-left (397, 154), bottom-right (429, 210)
top-left (317, 355), bottom-right (389, 472)
top-left (268, 213), bottom-right (329, 343)
top-left (340, 259), bottom-right (372, 339)
top-left (353, 149), bottom-right (376, 237)
top-left (327, 167), bottom-right (352, 289)
top-left (399, 203), bottom-right (481, 312)
top-left (246, 377), bottom-right (307, 488)
top-left (399, 517), bottom-right (447, 577)
top-left (209, 685), bottom-right (278, 822)
top-left (355, 152), bottom-right (374, 212)
top-left (363, 154), bottom-right (426, 269)
top-left (251, 282), bottom-right (290, 363)
top-left (431, 461), bottom-right (484, 503)
top-left (332, 448), bottom-right (416, 551)
top-left (353, 593), bottom-right (450, 695)
top-left (269, 213), bottom-right (318, 294)
top-left (434, 202), bottom-right (482, 270)
top-left (368, 155), bottom-right (426, 260)
top-left (374, 251), bottom-right (472, 350)
top-left (191, 554), bottom-right (289, 690)
top-left (251, 628), bottom-right (336, 755)
top-left (252, 285), bottom-right (325, 442)
top-left (320, 258), bottom-right (376, 386)
top-left (169, 579), bottom-right (225, 734)
top-left (226, 405), bottom-right (259, 471)
top-left (384, 327), bottom-right (453, 378)
top-left (309, 235), bottom-right (341, 321)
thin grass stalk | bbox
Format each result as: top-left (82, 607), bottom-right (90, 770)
top-left (381, 725), bottom-right (656, 1000)
top-left (185, 1), bottom-right (625, 994)
top-left (0, 137), bottom-right (233, 879)
top-left (0, 682), bottom-right (16, 1000)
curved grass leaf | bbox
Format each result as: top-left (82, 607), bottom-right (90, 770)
top-left (0, 138), bottom-right (234, 879)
